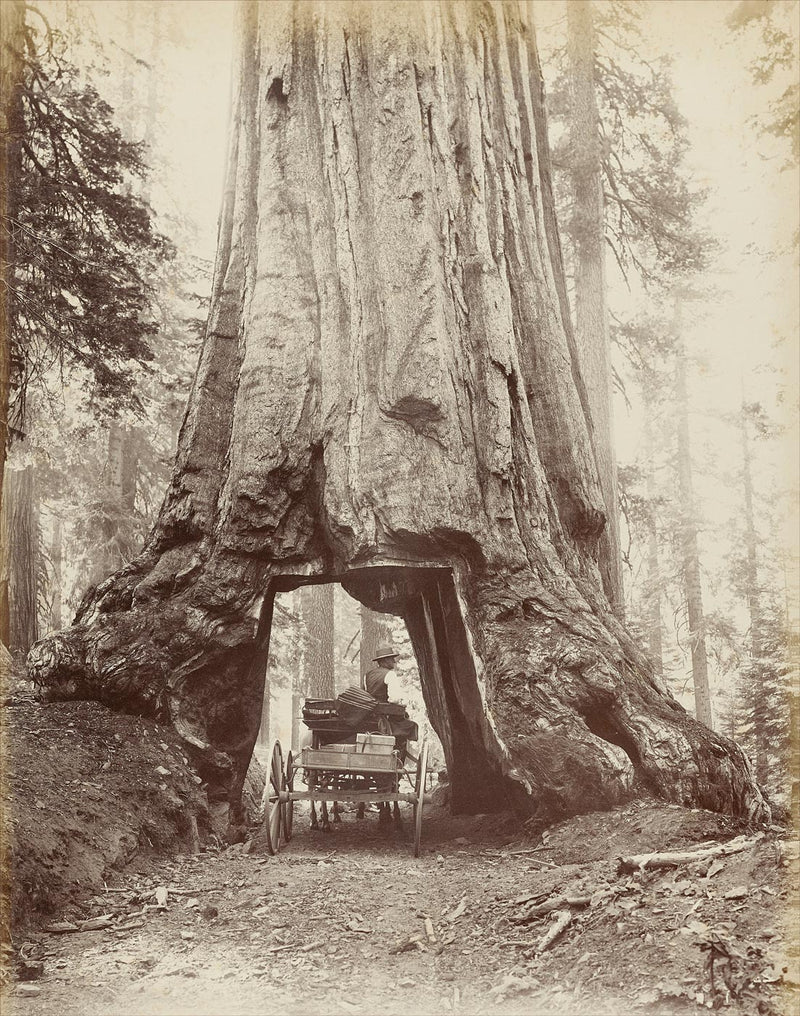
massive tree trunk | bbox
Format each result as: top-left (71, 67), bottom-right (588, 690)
top-left (564, 0), bottom-right (623, 614)
top-left (674, 299), bottom-right (713, 730)
top-left (29, 1), bottom-right (767, 831)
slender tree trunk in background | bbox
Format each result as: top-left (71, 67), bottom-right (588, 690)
top-left (9, 464), bottom-right (38, 654)
top-left (565, 0), bottom-right (623, 614)
top-left (92, 422), bottom-right (124, 584)
top-left (0, 1), bottom-right (26, 647)
top-left (643, 410), bottom-right (664, 680)
top-left (91, 1), bottom-right (141, 587)
top-left (724, 691), bottom-right (739, 741)
top-left (258, 677), bottom-right (270, 747)
top-left (301, 584), bottom-right (335, 698)
top-left (359, 607), bottom-right (393, 688)
top-left (30, 1), bottom-right (767, 832)
top-left (290, 685), bottom-right (302, 751)
top-left (739, 402), bottom-right (767, 785)
top-left (121, 428), bottom-right (139, 514)
top-left (291, 591), bottom-right (307, 751)
top-left (674, 299), bottom-right (713, 729)
top-left (49, 516), bottom-right (63, 632)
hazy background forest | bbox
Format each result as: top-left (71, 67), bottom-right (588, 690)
top-left (4, 0), bottom-right (798, 800)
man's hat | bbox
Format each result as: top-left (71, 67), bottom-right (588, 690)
top-left (373, 644), bottom-right (399, 661)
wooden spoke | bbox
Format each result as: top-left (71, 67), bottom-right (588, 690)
top-left (260, 741), bottom-right (283, 855)
top-left (282, 750), bottom-right (294, 843)
top-left (413, 740), bottom-right (428, 858)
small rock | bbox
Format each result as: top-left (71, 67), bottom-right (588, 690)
top-left (160, 742), bottom-right (169, 751)
top-left (17, 984), bottom-right (41, 997)
top-left (17, 959), bottom-right (44, 981)
top-left (101, 761), bottom-right (111, 771)
top-left (398, 977), bottom-right (416, 987)
top-left (180, 931), bottom-right (195, 941)
top-left (723, 886), bottom-right (749, 900)
top-left (155, 766), bottom-right (170, 777)
top-left (436, 855), bottom-right (445, 865)
top-left (200, 905), bottom-right (218, 920)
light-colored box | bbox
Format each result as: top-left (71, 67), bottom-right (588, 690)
top-left (356, 733), bottom-right (395, 755)
top-left (301, 747), bottom-right (396, 771)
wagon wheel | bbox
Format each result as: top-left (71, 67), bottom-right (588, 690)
top-left (281, 750), bottom-right (294, 844)
top-left (412, 740), bottom-right (428, 858)
top-left (260, 740), bottom-right (283, 855)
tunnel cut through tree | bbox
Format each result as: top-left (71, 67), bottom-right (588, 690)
top-left (29, 0), bottom-right (768, 834)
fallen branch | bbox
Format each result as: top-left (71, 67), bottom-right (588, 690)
top-left (617, 835), bottom-right (759, 875)
top-left (389, 934), bottom-right (425, 954)
top-left (79, 915), bottom-right (114, 931)
top-left (43, 922), bottom-right (79, 934)
top-left (513, 894), bottom-right (594, 922)
top-left (535, 910), bottom-right (572, 954)
top-left (101, 885), bottom-right (225, 896)
top-left (267, 940), bottom-right (324, 954)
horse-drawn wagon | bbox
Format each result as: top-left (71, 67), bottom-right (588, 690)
top-left (260, 695), bottom-right (429, 857)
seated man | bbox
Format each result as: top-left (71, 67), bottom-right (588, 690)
top-left (364, 643), bottom-right (399, 702)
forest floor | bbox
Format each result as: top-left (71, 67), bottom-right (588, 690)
top-left (2, 699), bottom-right (799, 1016)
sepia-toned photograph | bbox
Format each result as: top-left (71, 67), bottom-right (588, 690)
top-left (1, 1), bottom-right (798, 1014)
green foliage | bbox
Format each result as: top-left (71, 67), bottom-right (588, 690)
top-left (8, 6), bottom-right (170, 425)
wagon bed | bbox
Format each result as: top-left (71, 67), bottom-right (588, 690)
top-left (259, 696), bottom-right (428, 857)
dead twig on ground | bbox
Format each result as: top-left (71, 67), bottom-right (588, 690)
top-left (513, 893), bottom-right (598, 922)
top-left (617, 834), bottom-right (760, 874)
top-left (535, 909), bottom-right (572, 954)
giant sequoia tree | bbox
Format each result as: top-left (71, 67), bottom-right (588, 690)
top-left (29, 1), bottom-right (767, 830)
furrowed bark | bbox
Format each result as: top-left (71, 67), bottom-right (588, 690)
top-left (0, 0), bottom-right (26, 647)
top-left (9, 462), bottom-right (38, 654)
top-left (29, 1), bottom-right (767, 832)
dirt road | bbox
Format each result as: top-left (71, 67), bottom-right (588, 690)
top-left (5, 799), bottom-right (797, 1016)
